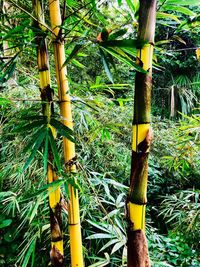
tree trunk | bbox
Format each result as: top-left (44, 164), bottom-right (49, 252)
top-left (126, 1), bottom-right (156, 266)
top-left (48, 1), bottom-right (84, 266)
top-left (33, 1), bottom-right (64, 266)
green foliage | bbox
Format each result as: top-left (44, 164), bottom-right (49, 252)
top-left (0, 0), bottom-right (200, 266)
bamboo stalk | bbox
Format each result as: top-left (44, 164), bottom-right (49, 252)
top-left (126, 1), bottom-right (156, 267)
top-left (33, 1), bottom-right (64, 266)
top-left (48, 1), bottom-right (84, 266)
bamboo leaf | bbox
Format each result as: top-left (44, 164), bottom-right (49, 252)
top-left (117, 0), bottom-right (122, 6)
top-left (43, 132), bottom-right (49, 175)
top-left (164, 0), bottom-right (200, 6)
top-left (162, 5), bottom-right (196, 16)
top-left (101, 46), bottom-right (146, 73)
top-left (157, 12), bottom-right (181, 23)
top-left (20, 180), bottom-right (64, 202)
top-left (111, 241), bottom-right (125, 254)
top-left (29, 200), bottom-right (40, 223)
top-left (48, 128), bottom-right (61, 171)
top-left (125, 0), bottom-right (136, 14)
top-left (19, 115), bottom-right (45, 121)
top-left (21, 239), bottom-right (36, 267)
top-left (23, 126), bottom-right (47, 153)
top-left (88, 253), bottom-right (110, 267)
top-left (86, 220), bottom-right (111, 233)
top-left (63, 44), bottom-right (83, 67)
top-left (0, 219), bottom-right (12, 228)
top-left (50, 118), bottom-right (75, 143)
top-left (121, 46), bottom-right (137, 57)
top-left (108, 29), bottom-right (127, 40)
top-left (99, 239), bottom-right (119, 252)
top-left (103, 39), bottom-right (146, 49)
top-left (14, 119), bottom-right (46, 133)
top-left (86, 233), bottom-right (113, 239)
top-left (71, 58), bottom-right (85, 68)
top-left (0, 97), bottom-right (12, 106)
top-left (99, 48), bottom-right (114, 84)
top-left (24, 128), bottom-right (47, 170)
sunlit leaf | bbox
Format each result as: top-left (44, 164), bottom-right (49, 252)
top-left (162, 5), bottom-right (196, 16)
top-left (157, 12), bottom-right (181, 23)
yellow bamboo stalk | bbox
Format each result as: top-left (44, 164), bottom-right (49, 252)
top-left (33, 0), bottom-right (64, 265)
top-left (129, 44), bottom-right (153, 232)
top-left (48, 1), bottom-right (84, 266)
top-left (127, 1), bottom-right (156, 266)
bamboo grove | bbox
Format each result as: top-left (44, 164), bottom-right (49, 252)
top-left (1, 0), bottom-right (159, 266)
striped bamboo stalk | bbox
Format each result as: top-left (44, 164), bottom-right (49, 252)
top-left (33, 1), bottom-right (64, 266)
top-left (126, 1), bottom-right (157, 266)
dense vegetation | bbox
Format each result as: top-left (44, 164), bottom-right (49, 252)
top-left (0, 0), bottom-right (199, 266)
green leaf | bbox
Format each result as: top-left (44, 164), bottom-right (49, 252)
top-left (103, 39), bottom-right (146, 49)
top-left (19, 115), bottom-right (45, 121)
top-left (162, 5), bottom-right (196, 16)
top-left (24, 128), bottom-right (47, 170)
top-left (101, 46), bottom-right (146, 73)
top-left (88, 253), bottom-right (110, 267)
top-left (165, 0), bottom-right (200, 6)
top-left (111, 241), bottom-right (124, 254)
top-left (99, 239), bottom-right (119, 252)
top-left (90, 84), bottom-right (130, 90)
top-left (43, 132), bottom-right (49, 175)
top-left (0, 219), bottom-right (12, 228)
top-left (50, 118), bottom-right (75, 143)
top-left (87, 233), bottom-right (113, 239)
top-left (120, 46), bottom-right (137, 57)
top-left (0, 97), bottom-right (12, 106)
top-left (48, 128), bottom-right (61, 171)
top-left (21, 239), bottom-right (36, 267)
top-left (86, 220), bottom-right (112, 233)
top-left (125, 0), bottom-right (136, 15)
top-left (29, 200), bottom-right (40, 223)
top-left (63, 44), bottom-right (83, 67)
top-left (99, 48), bottom-right (114, 84)
top-left (23, 126), bottom-right (47, 153)
top-left (117, 0), bottom-right (122, 6)
top-left (20, 180), bottom-right (64, 202)
top-left (108, 29), bottom-right (127, 40)
top-left (71, 58), bottom-right (85, 68)
top-left (14, 119), bottom-right (46, 133)
top-left (157, 12), bottom-right (181, 23)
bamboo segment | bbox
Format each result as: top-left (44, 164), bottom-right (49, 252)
top-left (132, 124), bottom-right (150, 152)
top-left (33, 0), bottom-right (64, 266)
top-left (48, 1), bottom-right (84, 266)
top-left (127, 1), bottom-right (156, 266)
top-left (128, 202), bottom-right (146, 231)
